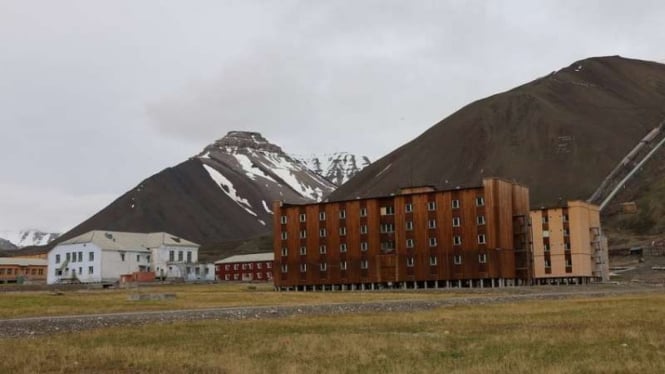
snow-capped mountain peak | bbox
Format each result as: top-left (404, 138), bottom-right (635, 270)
top-left (293, 152), bottom-right (371, 186)
top-left (0, 229), bottom-right (60, 249)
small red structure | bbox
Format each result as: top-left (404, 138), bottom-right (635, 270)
top-left (120, 271), bottom-right (156, 284)
top-left (215, 253), bottom-right (274, 282)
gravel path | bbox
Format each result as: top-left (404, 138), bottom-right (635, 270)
top-left (1, 286), bottom-right (662, 338)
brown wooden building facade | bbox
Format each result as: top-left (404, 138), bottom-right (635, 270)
top-left (273, 178), bottom-right (531, 291)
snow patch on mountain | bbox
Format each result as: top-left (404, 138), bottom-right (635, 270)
top-left (203, 164), bottom-right (258, 217)
top-left (0, 230), bottom-right (60, 248)
top-left (293, 152), bottom-right (371, 186)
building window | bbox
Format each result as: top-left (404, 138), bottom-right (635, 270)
top-left (478, 254), bottom-right (487, 263)
top-left (320, 263), bottom-right (327, 271)
top-left (405, 203), bottom-right (413, 213)
top-left (280, 215), bottom-right (287, 224)
top-left (299, 246), bottom-right (307, 255)
top-left (360, 260), bottom-right (369, 269)
top-left (319, 245), bottom-right (327, 254)
top-left (427, 201), bottom-right (436, 211)
top-left (120, 253), bottom-right (125, 262)
top-left (266, 262), bottom-right (272, 269)
top-left (147, 255), bottom-right (150, 262)
top-left (248, 263), bottom-right (253, 270)
top-left (281, 248), bottom-right (288, 256)
top-left (319, 228), bottom-right (327, 237)
top-left (476, 196), bottom-right (485, 206)
top-left (281, 264), bottom-right (288, 273)
top-left (169, 250), bottom-right (174, 262)
top-left (452, 199), bottom-right (460, 209)
top-left (428, 219), bottom-right (437, 229)
top-left (66, 252), bottom-right (71, 262)
top-left (566, 258), bottom-right (572, 267)
top-left (339, 227), bottom-right (347, 236)
top-left (542, 230), bottom-right (550, 238)
top-left (381, 206), bottom-right (395, 216)
top-left (406, 221), bottom-right (414, 231)
top-left (542, 215), bottom-right (549, 224)
top-left (478, 234), bottom-right (486, 244)
top-left (178, 251), bottom-right (183, 262)
top-left (233, 274), bottom-right (239, 280)
top-left (476, 216), bottom-right (486, 225)
top-left (136, 254), bottom-right (140, 262)
top-left (187, 251), bottom-right (192, 262)
top-left (360, 207), bottom-right (367, 217)
top-left (544, 259), bottom-right (551, 268)
top-left (360, 242), bottom-right (368, 252)
top-left (452, 217), bottom-right (461, 227)
top-left (563, 214), bottom-right (569, 222)
top-left (88, 266), bottom-right (94, 274)
top-left (563, 229), bottom-right (570, 237)
top-left (564, 242), bottom-right (571, 250)
top-left (234, 264), bottom-right (239, 270)
top-left (257, 273), bottom-right (263, 279)
top-left (281, 232), bottom-right (288, 240)
top-left (429, 256), bottom-right (438, 266)
top-left (380, 223), bottom-right (394, 233)
top-left (78, 252), bottom-right (83, 262)
top-left (453, 236), bottom-right (462, 246)
top-left (299, 213), bottom-right (306, 222)
top-left (319, 211), bottom-right (326, 221)
top-left (406, 257), bottom-right (415, 267)
top-left (340, 261), bottom-right (348, 270)
top-left (544, 243), bottom-right (550, 251)
top-left (89, 252), bottom-right (94, 261)
top-left (360, 224), bottom-right (368, 234)
top-left (406, 239), bottom-right (414, 248)
top-left (300, 264), bottom-right (307, 272)
top-left (429, 237), bottom-right (437, 247)
top-left (55, 254), bottom-right (61, 264)
top-left (381, 241), bottom-right (395, 251)
top-left (299, 230), bottom-right (307, 239)
top-left (454, 255), bottom-right (462, 265)
top-left (225, 274), bottom-right (230, 280)
top-left (38, 269), bottom-right (43, 275)
top-left (340, 243), bottom-right (348, 252)
top-left (339, 209), bottom-right (346, 219)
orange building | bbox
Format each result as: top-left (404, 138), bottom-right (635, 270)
top-left (273, 178), bottom-right (531, 291)
top-left (0, 257), bottom-right (48, 283)
top-left (530, 201), bottom-right (609, 284)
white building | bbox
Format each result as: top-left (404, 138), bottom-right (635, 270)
top-left (47, 230), bottom-right (203, 284)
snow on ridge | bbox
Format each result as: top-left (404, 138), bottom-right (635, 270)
top-left (202, 164), bottom-right (258, 217)
top-left (262, 200), bottom-right (273, 214)
top-left (233, 153), bottom-right (277, 182)
top-left (0, 230), bottom-right (60, 248)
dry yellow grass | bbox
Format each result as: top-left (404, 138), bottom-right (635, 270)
top-left (0, 283), bottom-right (478, 319)
top-left (1, 293), bottom-right (664, 373)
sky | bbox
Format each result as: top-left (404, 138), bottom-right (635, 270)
top-left (1, 0), bottom-right (665, 234)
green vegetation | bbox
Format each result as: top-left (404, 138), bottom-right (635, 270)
top-left (1, 294), bottom-right (664, 373)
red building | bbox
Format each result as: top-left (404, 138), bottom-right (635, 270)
top-left (215, 253), bottom-right (274, 282)
top-left (273, 178), bottom-right (531, 291)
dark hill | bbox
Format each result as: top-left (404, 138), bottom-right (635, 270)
top-left (329, 56), bottom-right (665, 210)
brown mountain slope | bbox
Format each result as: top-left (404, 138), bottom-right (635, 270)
top-left (329, 56), bottom-right (665, 208)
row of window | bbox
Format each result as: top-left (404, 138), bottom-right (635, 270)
top-left (541, 229), bottom-right (570, 238)
top-left (282, 197), bottom-right (486, 224)
top-left (55, 251), bottom-right (94, 264)
top-left (55, 266), bottom-right (94, 276)
top-left (281, 254), bottom-right (488, 273)
top-left (223, 272), bottom-right (273, 281)
top-left (168, 250), bottom-right (193, 263)
top-left (0, 268), bottom-right (44, 276)
top-left (544, 258), bottom-right (573, 268)
top-left (282, 217), bottom-right (487, 239)
top-left (221, 262), bottom-right (273, 271)
top-left (281, 234), bottom-right (487, 256)
top-left (541, 214), bottom-right (569, 224)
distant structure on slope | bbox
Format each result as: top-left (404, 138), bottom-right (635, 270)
top-left (293, 152), bottom-right (371, 186)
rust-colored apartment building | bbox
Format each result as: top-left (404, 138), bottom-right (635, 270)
top-left (0, 257), bottom-right (48, 284)
top-left (216, 253), bottom-right (274, 282)
top-left (530, 201), bottom-right (609, 284)
top-left (273, 178), bottom-right (531, 291)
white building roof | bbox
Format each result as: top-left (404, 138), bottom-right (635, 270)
top-left (57, 231), bottom-right (199, 252)
top-left (215, 252), bottom-right (274, 264)
top-left (0, 257), bottom-right (48, 266)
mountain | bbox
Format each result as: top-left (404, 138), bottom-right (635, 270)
top-left (0, 230), bottom-right (60, 249)
top-left (51, 131), bottom-right (336, 249)
top-left (328, 56), bottom-right (665, 234)
top-left (0, 238), bottom-right (17, 250)
top-left (293, 152), bottom-right (371, 186)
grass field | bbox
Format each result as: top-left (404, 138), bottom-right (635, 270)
top-left (0, 283), bottom-right (479, 319)
top-left (1, 293), bottom-right (664, 373)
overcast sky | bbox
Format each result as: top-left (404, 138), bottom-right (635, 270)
top-left (1, 0), bottom-right (664, 233)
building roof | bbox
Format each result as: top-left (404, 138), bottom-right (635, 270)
top-left (215, 252), bottom-right (274, 264)
top-left (0, 257), bottom-right (48, 266)
top-left (57, 231), bottom-right (199, 252)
